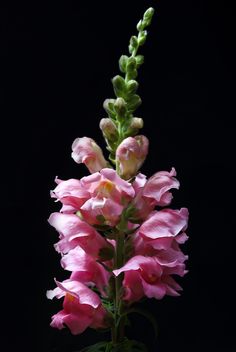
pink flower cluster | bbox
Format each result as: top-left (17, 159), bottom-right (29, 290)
top-left (47, 136), bottom-right (189, 335)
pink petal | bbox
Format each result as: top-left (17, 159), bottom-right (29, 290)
top-left (100, 168), bottom-right (135, 198)
top-left (141, 280), bottom-right (166, 300)
top-left (139, 208), bottom-right (189, 239)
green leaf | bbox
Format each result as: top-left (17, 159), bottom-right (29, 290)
top-left (78, 341), bottom-right (112, 352)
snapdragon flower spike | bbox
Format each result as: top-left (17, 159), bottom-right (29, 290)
top-left (71, 137), bottom-right (108, 173)
top-left (47, 7), bottom-right (189, 350)
top-left (47, 279), bottom-right (109, 334)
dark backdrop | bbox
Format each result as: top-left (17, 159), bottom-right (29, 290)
top-left (1, 0), bottom-right (235, 351)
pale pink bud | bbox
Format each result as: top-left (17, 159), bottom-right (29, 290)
top-left (99, 118), bottom-right (118, 141)
top-left (116, 135), bottom-right (149, 179)
top-left (130, 117), bottom-right (144, 130)
top-left (71, 137), bottom-right (108, 173)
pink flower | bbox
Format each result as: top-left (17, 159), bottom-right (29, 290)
top-left (71, 137), bottom-right (108, 173)
top-left (47, 279), bottom-right (108, 334)
top-left (142, 168), bottom-right (180, 206)
top-left (113, 254), bottom-right (186, 303)
top-left (133, 208), bottom-right (189, 252)
top-left (61, 245), bottom-right (110, 295)
top-left (80, 197), bottom-right (123, 227)
top-left (131, 168), bottom-right (180, 221)
top-left (48, 212), bottom-right (110, 257)
top-left (50, 177), bottom-right (90, 211)
top-left (80, 168), bottom-right (135, 201)
top-left (78, 168), bottom-right (135, 226)
top-left (116, 135), bottom-right (149, 179)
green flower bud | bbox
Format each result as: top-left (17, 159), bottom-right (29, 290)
top-left (126, 69), bottom-right (138, 81)
top-left (126, 57), bottom-right (137, 72)
top-left (135, 55), bottom-right (144, 68)
top-left (119, 55), bottom-right (129, 73)
top-left (138, 30), bottom-right (147, 46)
top-left (127, 94), bottom-right (142, 112)
top-left (128, 44), bottom-right (133, 55)
top-left (114, 97), bottom-right (127, 117)
top-left (99, 118), bottom-right (118, 141)
top-left (112, 75), bottom-right (126, 97)
top-left (136, 19), bottom-right (144, 32)
top-left (124, 117), bottom-right (144, 137)
top-left (126, 80), bottom-right (139, 95)
top-left (130, 35), bottom-right (138, 49)
top-left (143, 7), bottom-right (155, 26)
top-left (103, 99), bottom-right (116, 119)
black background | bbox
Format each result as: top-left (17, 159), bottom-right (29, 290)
top-left (1, 0), bottom-right (235, 351)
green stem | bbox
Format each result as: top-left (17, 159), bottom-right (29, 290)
top-left (112, 230), bottom-right (125, 345)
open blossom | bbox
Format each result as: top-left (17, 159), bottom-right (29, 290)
top-left (61, 245), bottom-right (110, 295)
top-left (47, 279), bottom-right (109, 335)
top-left (71, 137), bottom-right (108, 173)
top-left (78, 168), bottom-right (135, 226)
top-left (131, 168), bottom-right (180, 221)
top-left (48, 212), bottom-right (111, 257)
top-left (134, 208), bottom-right (188, 253)
top-left (134, 208), bottom-right (189, 252)
top-left (113, 254), bottom-right (186, 303)
top-left (50, 177), bottom-right (90, 212)
top-left (50, 168), bottom-right (135, 226)
top-left (116, 135), bottom-right (149, 180)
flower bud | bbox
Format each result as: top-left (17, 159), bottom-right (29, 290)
top-left (71, 137), bottom-right (108, 173)
top-left (116, 135), bottom-right (149, 179)
top-left (138, 30), bottom-right (147, 46)
top-left (119, 55), bottom-right (129, 73)
top-left (143, 7), bottom-right (155, 26)
top-left (112, 75), bottom-right (125, 97)
top-left (103, 99), bottom-right (116, 119)
top-left (126, 80), bottom-right (139, 95)
top-left (114, 97), bottom-right (127, 118)
top-left (99, 118), bottom-right (118, 141)
top-left (130, 117), bottom-right (144, 130)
